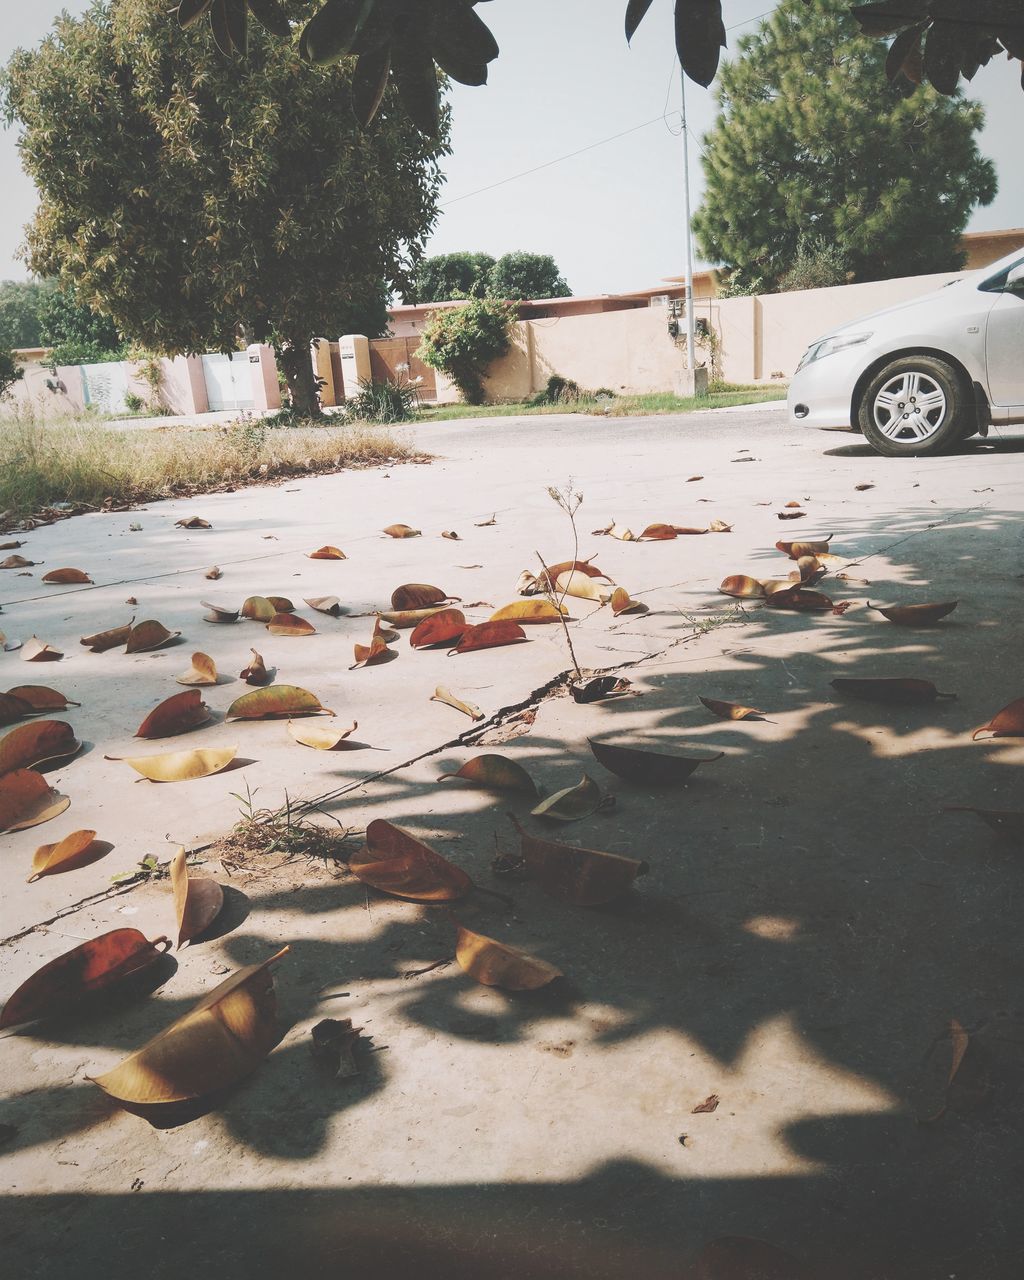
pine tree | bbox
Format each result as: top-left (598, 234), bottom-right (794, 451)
top-left (692, 0), bottom-right (998, 289)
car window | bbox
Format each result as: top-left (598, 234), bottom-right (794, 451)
top-left (980, 254), bottom-right (1024, 293)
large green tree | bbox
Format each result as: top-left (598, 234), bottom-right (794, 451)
top-left (486, 253), bottom-right (570, 301)
top-left (411, 251), bottom-right (495, 303)
top-left (2, 0), bottom-right (449, 413)
top-left (0, 279), bottom-right (55, 350)
top-left (693, 0), bottom-right (998, 288)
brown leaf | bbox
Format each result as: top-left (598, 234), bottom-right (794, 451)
top-left (29, 829), bottom-right (112, 881)
top-left (170, 847), bottom-right (224, 948)
top-left (439, 754), bottom-right (538, 796)
top-left (672, 525), bottom-right (710, 536)
top-left (917, 1019), bottom-right (970, 1123)
top-left (776, 511), bottom-right (806, 521)
top-left (692, 1094), bottom-right (720, 1114)
top-left (175, 653), bottom-right (218, 686)
top-left (431, 686), bottom-right (483, 720)
top-left (489, 600), bottom-right (567, 624)
top-left (0, 692), bottom-right (34, 726)
top-left (410, 608), bottom-right (468, 649)
top-left (41, 567), bottom-right (93, 584)
top-left (91, 948), bottom-right (287, 1107)
top-left (537, 559), bottom-right (608, 593)
top-left (831, 677), bottom-right (956, 705)
top-left (304, 596), bottom-right (343, 617)
top-left (4, 685), bottom-right (80, 714)
top-left (266, 612), bottom-right (316, 637)
top-left (450, 621), bottom-right (528, 654)
top-left (638, 523), bottom-right (680, 540)
top-left (719, 575), bottom-right (765, 599)
top-left (0, 928), bottom-right (171, 1031)
top-left (136, 688), bottom-right (211, 739)
top-left (776, 536), bottom-right (833, 559)
top-left (241, 595), bottom-right (275, 622)
top-left (266, 596), bottom-right (294, 613)
top-left (21, 636), bottom-right (63, 662)
top-left (696, 1236), bottom-right (812, 1279)
top-left (440, 530), bottom-right (461, 541)
top-left (226, 685), bottom-right (330, 720)
top-left (391, 583), bottom-right (450, 611)
top-left (81, 620), bottom-right (134, 652)
top-left (0, 555), bottom-right (35, 568)
top-left (855, 483), bottom-right (875, 491)
top-left (106, 746), bottom-right (238, 782)
top-left (589, 737), bottom-right (723, 785)
top-left (348, 820), bottom-right (472, 902)
top-left (125, 620), bottom-right (180, 653)
top-left (944, 806), bottom-right (1024, 842)
top-left (510, 815), bottom-right (648, 906)
top-left (0, 769), bottom-right (70, 832)
top-left (201, 601), bottom-right (239, 624)
top-left (351, 617), bottom-right (393, 668)
top-left (784, 500), bottom-right (802, 508)
top-left (205, 566), bottom-right (222, 580)
top-left (687, 475), bottom-right (703, 482)
top-left (531, 774), bottom-right (612, 822)
top-left (474, 514), bottom-right (496, 526)
top-left (796, 556), bottom-right (825, 585)
top-left (455, 925), bottom-right (562, 991)
top-left (973, 697), bottom-right (1024, 741)
top-left (0, 719), bottom-right (81, 776)
top-left (383, 524), bottom-right (421, 538)
top-left (174, 516), bottom-right (212, 529)
top-left (869, 600), bottom-right (958, 626)
top-left (610, 588), bottom-right (648, 616)
top-left (699, 697), bottom-right (764, 721)
top-left (379, 606), bottom-right (449, 628)
top-left (0, 540), bottom-right (24, 549)
top-left (764, 586), bottom-right (834, 612)
top-left (592, 520), bottom-right (635, 540)
top-left (308, 545), bottom-right (347, 560)
top-left (288, 720), bottom-right (358, 750)
top-left (240, 649), bottom-right (270, 685)
top-left (570, 676), bottom-right (632, 704)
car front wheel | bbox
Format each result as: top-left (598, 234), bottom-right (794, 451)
top-left (857, 356), bottom-right (971, 457)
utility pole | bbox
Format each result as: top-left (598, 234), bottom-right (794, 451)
top-left (679, 65), bottom-right (697, 376)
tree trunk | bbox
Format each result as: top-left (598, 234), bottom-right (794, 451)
top-left (277, 342), bottom-right (321, 419)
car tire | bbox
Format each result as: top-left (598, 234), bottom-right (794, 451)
top-left (857, 355), bottom-right (972, 457)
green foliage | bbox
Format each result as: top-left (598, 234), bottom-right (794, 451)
top-left (715, 268), bottom-right (768, 299)
top-left (345, 375), bottom-right (419, 424)
top-left (39, 284), bottom-right (126, 365)
top-left (692, 0), bottom-right (997, 288)
top-left (411, 252), bottom-right (495, 303)
top-left (0, 279), bottom-right (55, 349)
top-left (122, 392), bottom-right (145, 413)
top-left (487, 252), bottom-right (570, 301)
top-left (417, 296), bottom-right (517, 404)
top-left (2, 0), bottom-right (449, 416)
top-left (0, 347), bottom-right (23, 398)
top-left (779, 235), bottom-right (850, 292)
top-left (531, 374), bottom-right (586, 406)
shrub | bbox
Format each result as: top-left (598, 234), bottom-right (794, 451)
top-left (779, 235), bottom-right (850, 292)
top-left (531, 374), bottom-right (586, 405)
top-left (345, 375), bottom-right (419, 424)
top-left (1, 347), bottom-right (23, 399)
top-left (123, 392), bottom-right (145, 413)
top-left (417, 297), bottom-right (517, 404)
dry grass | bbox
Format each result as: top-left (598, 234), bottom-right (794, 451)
top-left (0, 405), bottom-right (425, 524)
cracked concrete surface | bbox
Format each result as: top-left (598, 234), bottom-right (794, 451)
top-left (2, 405), bottom-right (1024, 1279)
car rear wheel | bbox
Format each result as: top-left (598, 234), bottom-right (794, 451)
top-left (857, 356), bottom-right (971, 457)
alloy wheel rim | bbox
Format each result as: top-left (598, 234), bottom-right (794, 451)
top-left (873, 372), bottom-right (947, 443)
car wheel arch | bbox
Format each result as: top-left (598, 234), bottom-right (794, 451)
top-left (850, 347), bottom-right (982, 429)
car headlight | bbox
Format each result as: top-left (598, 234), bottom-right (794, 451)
top-left (796, 332), bottom-right (872, 371)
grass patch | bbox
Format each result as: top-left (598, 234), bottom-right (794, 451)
top-left (416, 382), bottom-right (786, 422)
top-left (0, 407), bottom-right (424, 525)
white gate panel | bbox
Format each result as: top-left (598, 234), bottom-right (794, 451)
top-left (201, 353), bottom-right (254, 411)
top-left (81, 361), bottom-right (130, 415)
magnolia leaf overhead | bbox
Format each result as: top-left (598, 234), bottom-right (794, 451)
top-left (439, 753), bottom-right (538, 796)
top-left (831, 676), bottom-right (956, 705)
top-left (170, 847), bottom-right (224, 947)
top-left (126, 620), bottom-right (180, 653)
top-left (869, 600), bottom-right (959, 625)
top-left (21, 637), bottom-right (63, 662)
top-left (530, 774), bottom-right (612, 822)
top-left (29, 829), bottom-right (113, 881)
top-left (81, 620), bottom-right (134, 652)
top-left (510, 815), bottom-right (648, 907)
top-left (107, 746), bottom-right (239, 783)
top-left (41, 567), bottom-right (92, 584)
top-left (431, 685), bottom-right (483, 720)
top-left (455, 925), bottom-right (563, 991)
top-left (226, 684), bottom-right (331, 719)
top-left (589, 737), bottom-right (723, 785)
top-left (176, 653), bottom-right (219, 686)
top-left (348, 819), bottom-right (473, 903)
top-left (0, 719), bottom-right (81, 776)
top-left (972, 697), bottom-right (1024, 741)
top-left (288, 719), bottom-right (358, 750)
top-left (136, 689), bottom-right (212, 739)
top-left (0, 769), bottom-right (70, 833)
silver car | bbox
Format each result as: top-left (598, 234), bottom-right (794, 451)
top-left (788, 246), bottom-right (1024, 457)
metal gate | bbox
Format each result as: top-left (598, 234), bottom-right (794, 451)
top-left (368, 337), bottom-right (437, 400)
top-left (201, 353), bottom-right (255, 411)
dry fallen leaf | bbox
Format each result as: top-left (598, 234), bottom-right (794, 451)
top-left (0, 692), bottom-right (33, 726)
top-left (699, 697), bottom-right (765, 721)
top-left (719, 575), bottom-right (765, 599)
top-left (226, 685), bottom-right (331, 720)
top-left (383, 524), bottom-right (421, 539)
top-left (309, 546), bottom-right (347, 560)
top-left (288, 719), bottom-right (358, 750)
top-left (510, 815), bottom-right (648, 906)
top-left (1, 555), bottom-right (35, 569)
top-left (0, 769), bottom-right (70, 832)
top-left (266, 612), bottom-right (316, 637)
top-left (175, 516), bottom-right (212, 529)
top-left (431, 686), bottom-right (483, 720)
top-left (409, 608), bottom-right (468, 650)
top-left (351, 617), bottom-right (393, 669)
top-left (708, 519), bottom-right (732, 533)
top-left (136, 689), bottom-right (211, 739)
top-left (41, 567), bottom-right (93, 584)
top-left (450, 621), bottom-right (528, 654)
top-left (531, 774), bottom-right (612, 822)
top-left (592, 520), bottom-right (636, 541)
top-left (855, 483), bottom-right (875, 491)
top-left (125, 620), bottom-right (180, 653)
top-left (241, 595), bottom-right (275, 622)
top-left (489, 600), bottom-right (567, 624)
top-left (170, 846), bottom-right (224, 948)
top-left (240, 649), bottom-right (270, 685)
top-left (106, 746), bottom-right (239, 782)
top-left (0, 928), bottom-right (171, 1031)
top-left (973, 697), bottom-right (1024, 741)
top-left (0, 719), bottom-right (81, 776)
top-left (21, 637), bottom-right (63, 662)
top-left (379, 606), bottom-right (449, 628)
top-left (440, 530), bottom-right (461, 541)
top-left (348, 820), bottom-right (472, 902)
top-left (266, 596), bottom-right (294, 613)
top-left (637, 523), bottom-right (681, 541)
top-left (831, 677), bottom-right (956, 705)
top-left (0, 540), bottom-right (24, 549)
top-left (29, 829), bottom-right (112, 881)
top-left (570, 676), bottom-right (632, 704)
top-left (869, 600), bottom-right (959, 626)
top-left (175, 653), bottom-right (218, 686)
top-left (205, 566), bottom-right (222, 580)
top-left (81, 620), bottom-right (134, 652)
top-left (916, 1019), bottom-right (970, 1123)
top-left (520, 559), bottom-right (608, 596)
top-left (5, 686), bottom-right (80, 714)
top-left (610, 587), bottom-right (648, 616)
top-left (391, 583), bottom-right (450, 611)
top-left (439, 753), bottom-right (538, 796)
top-left (944, 806), bottom-right (1024, 841)
top-left (776, 511), bottom-right (806, 521)
top-left (555, 570), bottom-right (613, 604)
top-left (304, 596), bottom-right (343, 617)
top-left (589, 737), bottom-right (723, 785)
top-left (455, 925), bottom-right (562, 991)
top-left (776, 537), bottom-right (833, 559)
top-left (687, 475), bottom-right (703, 482)
top-left (91, 948), bottom-right (287, 1108)
top-left (202, 601), bottom-right (239, 624)
top-left (763, 586), bottom-right (834, 612)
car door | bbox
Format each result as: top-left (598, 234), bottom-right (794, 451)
top-left (985, 272), bottom-right (1024, 410)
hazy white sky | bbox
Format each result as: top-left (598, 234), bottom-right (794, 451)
top-left (2, 1), bottom-right (1019, 295)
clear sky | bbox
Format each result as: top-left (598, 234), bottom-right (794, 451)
top-left (1, 1), bottom-right (1019, 296)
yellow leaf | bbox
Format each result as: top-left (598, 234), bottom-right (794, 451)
top-left (29, 829), bottom-right (112, 881)
top-left (106, 747), bottom-right (238, 782)
top-left (455, 926), bottom-right (562, 991)
top-left (170, 846), bottom-right (224, 948)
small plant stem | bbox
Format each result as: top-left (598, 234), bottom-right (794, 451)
top-left (536, 549), bottom-right (582, 682)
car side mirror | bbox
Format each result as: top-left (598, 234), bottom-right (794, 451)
top-left (1005, 263), bottom-right (1024, 292)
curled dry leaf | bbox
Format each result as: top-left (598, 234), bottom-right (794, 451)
top-left (531, 774), bottom-right (612, 822)
top-left (687, 475), bottom-right (703, 482)
top-left (126, 620), bottom-right (179, 653)
top-left (489, 600), bottom-right (567, 625)
top-left (776, 536), bottom-right (833, 559)
top-left (672, 525), bottom-right (710, 535)
top-left (431, 686), bottom-right (483, 720)
top-left (441, 530), bottom-right (461, 541)
top-left (796, 556), bottom-right (825, 585)
top-left (205, 566), bottom-right (222, 580)
top-left (944, 806), bottom-right (1024, 842)
top-left (0, 719), bottom-right (81, 776)
top-left (5, 685), bottom-right (80, 714)
top-left (1, 555), bottom-right (35, 568)
top-left (0, 692), bottom-right (33, 726)
top-left (776, 511), bottom-right (806, 521)
top-left (764, 586), bottom-right (834, 612)
top-left (0, 539), bottom-right (24, 549)
top-left (136, 689), bottom-right (211, 739)
top-left (391, 583), bottom-right (450, 611)
top-left (784, 500), bottom-right (802, 508)
top-left (869, 600), bottom-right (959, 626)
top-left (556, 570), bottom-right (613, 604)
top-left (611, 588), bottom-right (648, 616)
top-left (29, 829), bottom-right (112, 881)
top-left (455, 925), bottom-right (562, 991)
top-left (709, 519), bottom-right (732, 533)
top-left (309, 546), bottom-right (346, 560)
top-left (241, 595), bottom-right (275, 622)
top-left (267, 612), bottom-right (316, 637)
top-left (699, 697), bottom-right (765, 721)
top-left (695, 1236), bottom-right (813, 1280)
top-left (175, 653), bottom-right (218, 686)
top-left (106, 746), bottom-right (238, 783)
top-left (916, 1019), bottom-right (970, 1124)
top-left (0, 769), bottom-right (70, 833)
top-left (439, 753), bottom-right (538, 796)
top-left (266, 596), bottom-right (294, 613)
top-left (972, 697), bottom-right (1024, 741)
top-left (21, 637), bottom-right (63, 662)
top-left (0, 928), bottom-right (171, 1032)
top-left (589, 737), bottom-right (723, 786)
top-left (91, 949), bottom-right (287, 1108)
top-left (202, 601), bottom-right (239, 624)
top-left (509, 815), bottom-right (648, 907)
top-left (81, 620), bottom-right (134, 652)
top-left (175, 516), bottom-right (212, 529)
top-left (450, 621), bottom-right (528, 655)
top-left (383, 524), bottom-right (421, 538)
top-left (41, 567), bottom-right (92, 584)
top-left (288, 720), bottom-right (358, 750)
top-left (831, 677), bottom-right (956, 705)
top-left (520, 559), bottom-right (608, 596)
top-left (305, 596), bottom-right (342, 617)
top-left (380, 606), bottom-right (448, 628)
top-left (226, 685), bottom-right (331, 720)
top-left (349, 819), bottom-right (472, 903)
top-left (592, 520), bottom-right (635, 541)
top-left (170, 847), bottom-right (224, 948)
top-left (410, 608), bottom-right (468, 650)
top-left (311, 1017), bottom-right (364, 1080)
top-left (351, 617), bottom-right (392, 668)
top-left (474, 514), bottom-right (496, 526)
top-left (719, 575), bottom-right (765, 599)
top-left (240, 649), bottom-right (270, 685)
top-left (570, 676), bottom-right (632, 704)
top-left (638, 523), bottom-right (681, 540)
